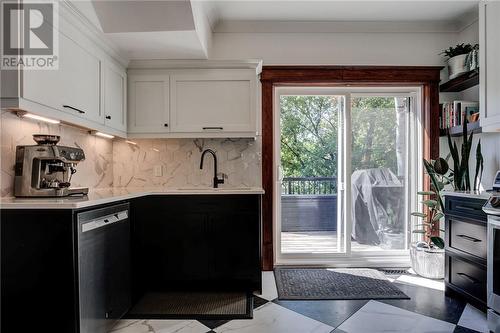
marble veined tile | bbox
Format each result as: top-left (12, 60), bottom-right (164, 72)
top-left (109, 319), bottom-right (210, 333)
top-left (337, 300), bottom-right (456, 333)
top-left (457, 304), bottom-right (488, 333)
top-left (214, 302), bottom-right (333, 333)
top-left (256, 271), bottom-right (279, 301)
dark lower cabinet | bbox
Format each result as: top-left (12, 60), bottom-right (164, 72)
top-left (1, 202), bottom-right (132, 333)
top-left (1, 209), bottom-right (78, 333)
top-left (131, 195), bottom-right (262, 297)
top-left (1, 194), bottom-right (262, 333)
top-left (444, 195), bottom-right (488, 309)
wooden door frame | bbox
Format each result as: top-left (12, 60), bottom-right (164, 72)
top-left (260, 66), bottom-right (443, 270)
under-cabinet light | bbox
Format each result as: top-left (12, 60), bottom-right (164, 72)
top-left (125, 140), bottom-right (137, 145)
top-left (19, 112), bottom-right (60, 124)
top-left (93, 131), bottom-right (114, 139)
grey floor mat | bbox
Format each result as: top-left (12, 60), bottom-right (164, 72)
top-left (125, 291), bottom-right (253, 320)
top-left (274, 268), bottom-right (410, 300)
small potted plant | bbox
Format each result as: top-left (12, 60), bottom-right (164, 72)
top-left (410, 158), bottom-right (448, 279)
top-left (441, 43), bottom-right (477, 79)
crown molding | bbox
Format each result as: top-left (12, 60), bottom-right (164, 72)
top-left (127, 59), bottom-right (263, 74)
top-left (214, 20), bottom-right (463, 34)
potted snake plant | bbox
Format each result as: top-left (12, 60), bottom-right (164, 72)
top-left (411, 121), bottom-right (484, 279)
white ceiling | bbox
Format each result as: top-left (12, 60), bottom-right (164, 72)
top-left (203, 1), bottom-right (478, 26)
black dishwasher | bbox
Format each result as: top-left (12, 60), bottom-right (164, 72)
top-left (77, 203), bottom-right (131, 333)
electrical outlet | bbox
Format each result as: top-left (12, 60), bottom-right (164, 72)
top-left (153, 165), bottom-right (163, 177)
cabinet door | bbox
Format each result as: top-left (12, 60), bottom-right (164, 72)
top-left (128, 74), bottom-right (170, 133)
top-left (170, 71), bottom-right (257, 133)
top-left (59, 33), bottom-right (102, 123)
top-left (104, 62), bottom-right (127, 132)
top-left (480, 2), bottom-right (500, 131)
top-left (211, 211), bottom-right (260, 282)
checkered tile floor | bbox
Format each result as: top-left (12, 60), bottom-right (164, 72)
top-left (109, 270), bottom-right (488, 333)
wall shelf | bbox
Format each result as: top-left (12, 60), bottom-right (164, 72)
top-left (440, 70), bottom-right (479, 92)
top-left (440, 121), bottom-right (482, 137)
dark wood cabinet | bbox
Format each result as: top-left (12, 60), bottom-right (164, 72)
top-left (1, 202), bottom-right (132, 333)
top-left (444, 195), bottom-right (488, 309)
top-left (131, 195), bottom-right (262, 296)
top-left (1, 209), bottom-right (78, 333)
top-left (1, 194), bottom-right (262, 332)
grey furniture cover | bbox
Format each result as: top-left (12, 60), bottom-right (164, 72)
top-left (351, 168), bottom-right (404, 246)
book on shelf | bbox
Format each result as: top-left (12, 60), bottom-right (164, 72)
top-left (439, 100), bottom-right (479, 130)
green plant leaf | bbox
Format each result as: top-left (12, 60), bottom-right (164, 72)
top-left (430, 236), bottom-right (445, 249)
top-left (415, 223), bottom-right (432, 227)
top-left (417, 191), bottom-right (435, 196)
top-left (422, 199), bottom-right (438, 208)
top-left (432, 212), bottom-right (444, 221)
top-left (411, 212), bottom-right (427, 218)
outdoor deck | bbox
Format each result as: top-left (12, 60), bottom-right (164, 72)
top-left (281, 231), bottom-right (384, 253)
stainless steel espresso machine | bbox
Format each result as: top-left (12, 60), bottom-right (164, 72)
top-left (14, 134), bottom-right (89, 197)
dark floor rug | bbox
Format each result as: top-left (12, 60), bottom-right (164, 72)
top-left (274, 268), bottom-right (410, 300)
top-left (125, 291), bottom-right (253, 320)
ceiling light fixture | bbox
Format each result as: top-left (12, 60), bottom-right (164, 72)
top-left (18, 112), bottom-right (60, 124)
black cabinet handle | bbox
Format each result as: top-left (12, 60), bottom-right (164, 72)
top-left (457, 234), bottom-right (481, 242)
top-left (164, 123), bottom-right (168, 127)
top-left (63, 105), bottom-right (85, 114)
top-left (105, 115), bottom-right (111, 120)
top-left (456, 205), bottom-right (479, 211)
top-left (457, 272), bottom-right (479, 284)
top-left (202, 127), bottom-right (223, 130)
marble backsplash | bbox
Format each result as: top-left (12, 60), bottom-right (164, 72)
top-left (112, 137), bottom-right (262, 189)
top-left (0, 111), bottom-right (114, 197)
top-left (0, 110), bottom-right (262, 197)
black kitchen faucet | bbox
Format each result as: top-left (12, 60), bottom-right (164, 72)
top-left (200, 149), bottom-right (225, 188)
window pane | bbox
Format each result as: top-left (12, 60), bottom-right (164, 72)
top-left (351, 96), bottom-right (409, 251)
top-left (279, 95), bottom-right (343, 254)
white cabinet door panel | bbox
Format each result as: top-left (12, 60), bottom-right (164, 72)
top-left (59, 34), bottom-right (102, 123)
top-left (128, 75), bottom-right (170, 133)
top-left (170, 72), bottom-right (256, 133)
top-left (104, 63), bottom-right (127, 132)
top-left (481, 1), bottom-right (500, 131)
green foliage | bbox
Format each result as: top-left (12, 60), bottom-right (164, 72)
top-left (412, 159), bottom-right (449, 249)
top-left (447, 120), bottom-right (483, 191)
top-left (279, 96), bottom-right (399, 177)
top-left (440, 43), bottom-right (477, 58)
top-left (279, 96), bottom-right (339, 177)
top-left (474, 139), bottom-right (484, 191)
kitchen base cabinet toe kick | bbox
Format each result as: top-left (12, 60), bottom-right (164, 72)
top-left (0, 194), bottom-right (262, 333)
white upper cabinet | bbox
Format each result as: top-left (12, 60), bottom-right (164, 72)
top-left (128, 73), bottom-right (170, 133)
top-left (480, 1), bottom-right (500, 132)
top-left (24, 33), bottom-right (101, 123)
top-left (126, 62), bottom-right (261, 138)
top-left (2, 2), bottom-right (128, 137)
top-left (59, 34), bottom-right (102, 123)
top-left (170, 70), bottom-right (257, 135)
top-left (104, 62), bottom-right (127, 132)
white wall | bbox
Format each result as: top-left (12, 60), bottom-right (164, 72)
top-left (210, 32), bottom-right (455, 65)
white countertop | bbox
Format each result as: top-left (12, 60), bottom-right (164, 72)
top-left (442, 190), bottom-right (492, 200)
top-left (0, 187), bottom-right (265, 209)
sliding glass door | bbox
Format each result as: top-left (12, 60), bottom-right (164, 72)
top-left (275, 88), bottom-right (419, 265)
top-left (276, 93), bottom-right (346, 256)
